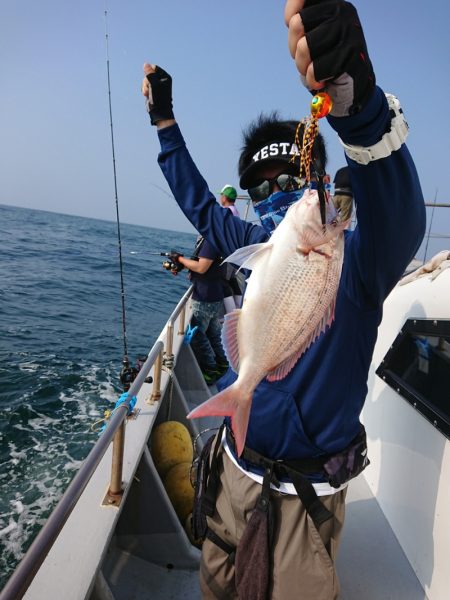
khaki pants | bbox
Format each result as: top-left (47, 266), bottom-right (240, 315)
top-left (200, 451), bottom-right (347, 600)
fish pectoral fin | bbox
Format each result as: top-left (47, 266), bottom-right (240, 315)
top-left (222, 309), bottom-right (241, 372)
top-left (296, 245), bottom-right (309, 255)
top-left (223, 243), bottom-right (272, 272)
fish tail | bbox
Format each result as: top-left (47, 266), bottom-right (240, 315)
top-left (187, 385), bottom-right (252, 457)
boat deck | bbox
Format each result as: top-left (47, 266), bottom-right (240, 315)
top-left (96, 473), bottom-right (426, 600)
top-left (336, 474), bottom-right (426, 599)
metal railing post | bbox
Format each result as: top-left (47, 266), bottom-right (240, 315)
top-left (166, 322), bottom-right (174, 358)
top-left (108, 421), bottom-right (126, 500)
top-left (149, 348), bottom-right (163, 404)
top-left (178, 304), bottom-right (186, 335)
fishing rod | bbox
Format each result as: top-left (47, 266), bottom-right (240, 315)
top-left (423, 189), bottom-right (438, 263)
top-left (103, 7), bottom-right (145, 390)
top-left (424, 202), bottom-right (449, 208)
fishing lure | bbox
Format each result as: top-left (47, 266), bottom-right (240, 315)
top-left (310, 91), bottom-right (333, 119)
top-left (293, 91), bottom-right (333, 182)
top-left (291, 91), bottom-right (333, 226)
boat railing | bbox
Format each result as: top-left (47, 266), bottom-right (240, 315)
top-left (0, 285), bottom-right (194, 600)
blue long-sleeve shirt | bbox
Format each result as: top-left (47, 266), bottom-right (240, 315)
top-left (156, 86), bottom-right (426, 473)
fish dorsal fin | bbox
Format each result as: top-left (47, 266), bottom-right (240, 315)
top-left (221, 309), bottom-right (241, 373)
top-left (266, 298), bottom-right (337, 382)
top-left (223, 242), bottom-right (272, 272)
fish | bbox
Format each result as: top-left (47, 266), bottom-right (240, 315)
top-left (187, 189), bottom-right (348, 456)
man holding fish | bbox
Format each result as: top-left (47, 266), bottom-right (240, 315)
top-left (141, 1), bottom-right (426, 598)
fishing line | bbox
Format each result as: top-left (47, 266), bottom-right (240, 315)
top-left (104, 5), bottom-right (132, 382)
top-left (148, 181), bottom-right (175, 199)
top-left (423, 188), bottom-right (438, 263)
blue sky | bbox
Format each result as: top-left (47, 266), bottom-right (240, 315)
top-left (1, 1), bottom-right (449, 258)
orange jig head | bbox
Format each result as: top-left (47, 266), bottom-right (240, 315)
top-left (310, 92), bottom-right (333, 119)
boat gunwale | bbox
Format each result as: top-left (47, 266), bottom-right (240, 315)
top-left (0, 286), bottom-right (193, 600)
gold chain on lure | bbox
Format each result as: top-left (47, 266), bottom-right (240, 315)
top-left (291, 92), bottom-right (333, 182)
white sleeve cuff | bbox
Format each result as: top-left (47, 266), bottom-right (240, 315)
top-left (339, 94), bottom-right (409, 165)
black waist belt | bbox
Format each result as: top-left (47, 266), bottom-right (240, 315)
top-left (225, 428), bottom-right (333, 526)
top-left (226, 428), bottom-right (331, 475)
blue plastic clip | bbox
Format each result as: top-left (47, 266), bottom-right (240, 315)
top-left (99, 392), bottom-right (137, 435)
top-left (184, 324), bottom-right (198, 345)
top-left (115, 392), bottom-right (137, 414)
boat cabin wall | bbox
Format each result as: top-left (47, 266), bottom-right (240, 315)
top-left (362, 270), bottom-right (450, 600)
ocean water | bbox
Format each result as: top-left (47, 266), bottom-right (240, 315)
top-left (0, 204), bottom-right (195, 588)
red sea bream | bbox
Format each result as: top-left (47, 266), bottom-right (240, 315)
top-left (188, 190), bottom-right (348, 455)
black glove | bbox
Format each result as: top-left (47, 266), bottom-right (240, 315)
top-left (162, 250), bottom-right (184, 275)
top-left (168, 250), bottom-right (183, 263)
top-left (145, 66), bottom-right (175, 125)
top-left (300, 0), bottom-right (375, 116)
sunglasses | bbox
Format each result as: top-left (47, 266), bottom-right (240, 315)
top-left (248, 173), bottom-right (305, 202)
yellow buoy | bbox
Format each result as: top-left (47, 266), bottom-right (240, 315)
top-left (151, 421), bottom-right (193, 477)
top-left (163, 461), bottom-right (195, 523)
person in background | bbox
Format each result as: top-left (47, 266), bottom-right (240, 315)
top-left (333, 166), bottom-right (354, 223)
top-left (141, 0), bottom-right (426, 597)
top-left (176, 237), bottom-right (229, 385)
top-left (218, 184), bottom-right (240, 217)
top-left (218, 184), bottom-right (244, 311)
top-left (221, 268), bottom-right (242, 314)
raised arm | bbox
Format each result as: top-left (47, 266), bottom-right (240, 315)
top-left (142, 64), bottom-right (267, 257)
top-left (285, 0), bottom-right (426, 306)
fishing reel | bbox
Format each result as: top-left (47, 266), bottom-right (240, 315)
top-left (120, 355), bottom-right (153, 391)
top-left (161, 250), bottom-right (184, 276)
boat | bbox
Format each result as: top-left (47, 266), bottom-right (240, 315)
top-left (1, 226), bottom-right (449, 599)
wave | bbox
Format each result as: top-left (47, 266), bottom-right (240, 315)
top-left (0, 204), bottom-right (196, 586)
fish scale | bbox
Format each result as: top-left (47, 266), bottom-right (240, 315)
top-left (250, 240), bottom-right (342, 367)
top-left (188, 190), bottom-right (348, 456)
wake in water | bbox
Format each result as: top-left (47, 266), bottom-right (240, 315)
top-left (0, 204), bottom-right (194, 586)
top-left (0, 357), bottom-right (116, 581)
